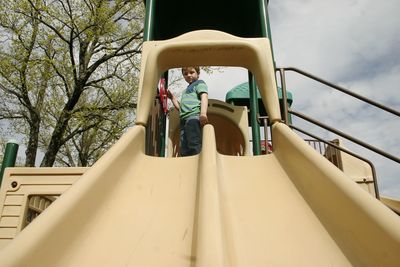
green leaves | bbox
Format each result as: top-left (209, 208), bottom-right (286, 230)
top-left (0, 0), bottom-right (144, 167)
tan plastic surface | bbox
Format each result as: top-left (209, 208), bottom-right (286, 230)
top-left (325, 139), bottom-right (376, 196)
top-left (0, 124), bottom-right (398, 266)
top-left (168, 99), bottom-right (249, 156)
top-left (0, 168), bottom-right (87, 248)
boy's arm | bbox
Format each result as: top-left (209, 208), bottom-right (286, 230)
top-left (167, 89), bottom-right (180, 111)
top-left (199, 93), bottom-right (208, 126)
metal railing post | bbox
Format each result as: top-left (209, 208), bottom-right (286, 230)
top-left (0, 141), bottom-right (19, 187)
top-left (248, 72), bottom-right (262, 155)
top-left (277, 68), bottom-right (289, 124)
top-left (258, 0), bottom-right (276, 68)
top-left (143, 0), bottom-right (156, 41)
top-left (290, 125), bottom-right (380, 199)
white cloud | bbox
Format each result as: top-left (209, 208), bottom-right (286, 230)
top-left (268, 0), bottom-right (400, 198)
top-left (270, 0), bottom-right (400, 79)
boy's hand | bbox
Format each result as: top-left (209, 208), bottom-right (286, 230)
top-left (199, 114), bottom-right (208, 126)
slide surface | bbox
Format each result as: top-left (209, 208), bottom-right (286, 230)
top-left (0, 124), bottom-right (399, 266)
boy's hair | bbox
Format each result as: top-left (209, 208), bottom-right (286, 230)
top-left (182, 66), bottom-right (200, 74)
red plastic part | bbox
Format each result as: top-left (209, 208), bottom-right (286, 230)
top-left (159, 78), bottom-right (168, 114)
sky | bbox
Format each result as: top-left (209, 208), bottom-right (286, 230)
top-left (190, 0), bottom-right (400, 198)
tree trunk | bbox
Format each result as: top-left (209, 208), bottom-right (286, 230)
top-left (25, 115), bottom-right (40, 167)
top-left (40, 78), bottom-right (86, 167)
top-left (40, 110), bottom-right (71, 167)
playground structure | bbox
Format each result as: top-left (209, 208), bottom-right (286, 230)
top-left (0, 0), bottom-right (400, 266)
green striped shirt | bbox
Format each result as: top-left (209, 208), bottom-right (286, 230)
top-left (180, 80), bottom-right (208, 120)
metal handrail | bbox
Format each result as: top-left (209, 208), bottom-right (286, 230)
top-left (289, 124), bottom-right (380, 199)
top-left (276, 67), bottom-right (400, 164)
top-left (257, 116), bottom-right (380, 197)
top-left (277, 67), bottom-right (400, 117)
top-left (290, 110), bottom-right (400, 164)
top-left (275, 66), bottom-right (399, 198)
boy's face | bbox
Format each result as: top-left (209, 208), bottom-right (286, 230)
top-left (182, 68), bottom-right (199, 84)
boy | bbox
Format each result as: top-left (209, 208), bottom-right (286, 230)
top-left (167, 67), bottom-right (208, 156)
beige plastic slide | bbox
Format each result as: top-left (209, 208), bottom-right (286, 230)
top-left (0, 124), bottom-right (399, 266)
top-left (0, 30), bottom-right (399, 266)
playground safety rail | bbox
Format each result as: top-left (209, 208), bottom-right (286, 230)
top-left (275, 67), bottom-right (400, 199)
top-left (290, 125), bottom-right (380, 199)
top-left (276, 67), bottom-right (400, 165)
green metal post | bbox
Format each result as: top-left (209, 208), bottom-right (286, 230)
top-left (248, 72), bottom-right (261, 155)
top-left (0, 141), bottom-right (19, 186)
top-left (143, 0), bottom-right (156, 41)
top-left (244, 0), bottom-right (276, 155)
top-left (144, 0), bottom-right (168, 157)
top-left (259, 0), bottom-right (276, 68)
top-left (258, 0), bottom-right (268, 37)
top-left (265, 7), bottom-right (276, 68)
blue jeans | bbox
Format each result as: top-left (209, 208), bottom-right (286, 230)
top-left (180, 116), bottom-right (202, 156)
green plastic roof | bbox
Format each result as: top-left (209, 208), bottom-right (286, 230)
top-left (225, 82), bottom-right (293, 105)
